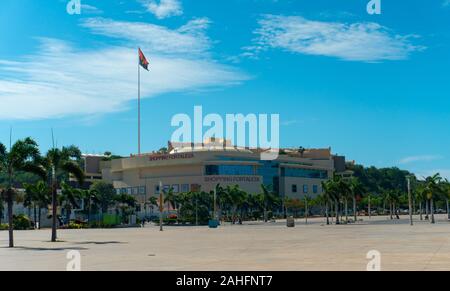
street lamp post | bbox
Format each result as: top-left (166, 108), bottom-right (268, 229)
top-left (406, 176), bottom-right (413, 226)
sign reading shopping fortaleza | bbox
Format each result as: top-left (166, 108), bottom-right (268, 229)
top-left (149, 153), bottom-right (194, 162)
top-left (204, 176), bottom-right (261, 183)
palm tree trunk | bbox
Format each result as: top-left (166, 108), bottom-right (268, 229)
top-left (345, 199), bottom-right (348, 222)
top-left (33, 205), bottom-right (37, 229)
top-left (447, 199), bottom-right (449, 220)
top-left (88, 198), bottom-right (91, 225)
top-left (66, 208), bottom-right (72, 225)
top-left (335, 201), bottom-right (340, 225)
top-left (419, 202), bottom-right (423, 221)
top-left (7, 192), bottom-right (14, 248)
top-left (51, 180), bottom-right (57, 242)
top-left (305, 199), bottom-right (308, 225)
top-left (38, 208), bottom-right (42, 229)
top-left (430, 198), bottom-right (435, 224)
top-left (325, 201), bottom-right (330, 225)
top-left (195, 198), bottom-right (198, 226)
top-left (390, 203), bottom-right (393, 220)
top-left (425, 200), bottom-right (429, 220)
top-left (353, 197), bottom-right (357, 222)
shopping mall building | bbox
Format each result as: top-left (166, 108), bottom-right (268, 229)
top-left (84, 140), bottom-right (351, 213)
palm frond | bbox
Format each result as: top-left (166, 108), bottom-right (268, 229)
top-left (61, 161), bottom-right (85, 185)
top-left (21, 162), bottom-right (48, 181)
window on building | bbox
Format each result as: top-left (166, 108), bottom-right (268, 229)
top-left (292, 184), bottom-right (297, 193)
top-left (313, 185), bottom-right (318, 194)
top-left (205, 165), bottom-right (254, 176)
top-left (139, 186), bottom-right (146, 195)
top-left (181, 184), bottom-right (189, 193)
top-left (282, 167), bottom-right (328, 179)
top-left (163, 185), bottom-right (170, 193)
top-left (155, 185), bottom-right (160, 194)
top-left (172, 184), bottom-right (179, 193)
top-left (116, 188), bottom-right (121, 195)
top-left (191, 184), bottom-right (201, 192)
top-left (132, 187), bottom-right (139, 195)
top-left (303, 185), bottom-right (308, 194)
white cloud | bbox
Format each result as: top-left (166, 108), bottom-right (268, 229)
top-left (81, 4), bottom-right (103, 14)
top-left (399, 155), bottom-right (443, 165)
top-left (140, 0), bottom-right (183, 19)
top-left (249, 15), bottom-right (425, 62)
top-left (0, 18), bottom-right (249, 120)
top-left (80, 17), bottom-right (211, 55)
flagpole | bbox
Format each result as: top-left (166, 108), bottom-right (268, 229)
top-left (138, 49), bottom-right (141, 156)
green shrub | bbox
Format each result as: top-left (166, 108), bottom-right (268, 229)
top-left (68, 221), bottom-right (85, 229)
top-left (0, 224), bottom-right (8, 231)
top-left (13, 214), bottom-right (33, 230)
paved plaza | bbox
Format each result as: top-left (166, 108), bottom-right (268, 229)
top-left (1, 215), bottom-right (449, 271)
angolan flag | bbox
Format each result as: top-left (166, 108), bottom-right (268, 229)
top-left (138, 48), bottom-right (149, 71)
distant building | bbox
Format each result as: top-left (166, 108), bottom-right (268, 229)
top-left (81, 139), bottom-right (352, 218)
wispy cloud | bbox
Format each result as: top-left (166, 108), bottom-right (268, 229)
top-left (81, 4), bottom-right (103, 14)
top-left (399, 155), bottom-right (443, 165)
top-left (0, 18), bottom-right (249, 120)
top-left (140, 0), bottom-right (183, 19)
top-left (80, 17), bottom-right (211, 55)
top-left (247, 15), bottom-right (425, 62)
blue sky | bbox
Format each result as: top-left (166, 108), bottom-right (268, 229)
top-left (0, 0), bottom-right (450, 179)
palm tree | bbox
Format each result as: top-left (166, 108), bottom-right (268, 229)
top-left (424, 173), bottom-right (442, 224)
top-left (0, 194), bottom-right (4, 225)
top-left (442, 179), bottom-right (450, 220)
top-left (115, 193), bottom-right (137, 223)
top-left (414, 184), bottom-right (427, 221)
top-left (82, 188), bottom-right (100, 225)
top-left (164, 187), bottom-right (177, 213)
top-left (321, 180), bottom-right (334, 225)
top-left (148, 196), bottom-right (159, 210)
top-left (214, 184), bottom-right (227, 221)
top-left (226, 185), bottom-right (246, 223)
top-left (350, 177), bottom-right (365, 222)
top-left (259, 184), bottom-right (280, 222)
top-left (24, 181), bottom-right (51, 228)
top-left (304, 195), bottom-right (312, 224)
top-left (383, 190), bottom-right (395, 219)
top-left (23, 184), bottom-right (38, 227)
top-left (330, 175), bottom-right (349, 224)
top-left (42, 145), bottom-right (85, 242)
top-left (0, 138), bottom-right (44, 247)
top-left (60, 182), bottom-right (83, 225)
